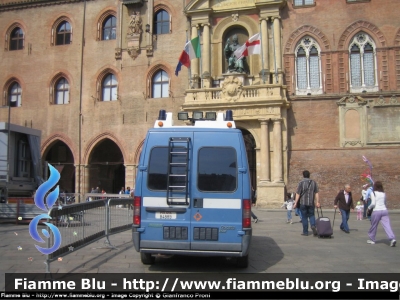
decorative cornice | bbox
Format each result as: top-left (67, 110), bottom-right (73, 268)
top-left (0, 0), bottom-right (94, 12)
top-left (337, 95), bottom-right (367, 106)
top-left (343, 140), bottom-right (363, 147)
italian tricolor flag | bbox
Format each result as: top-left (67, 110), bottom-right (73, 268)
top-left (175, 36), bottom-right (201, 76)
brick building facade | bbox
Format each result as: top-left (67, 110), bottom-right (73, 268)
top-left (1, 0), bottom-right (399, 208)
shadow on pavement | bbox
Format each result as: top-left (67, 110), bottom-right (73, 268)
top-left (148, 235), bottom-right (284, 272)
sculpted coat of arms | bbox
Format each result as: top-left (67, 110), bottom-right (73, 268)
top-left (222, 76), bottom-right (243, 102)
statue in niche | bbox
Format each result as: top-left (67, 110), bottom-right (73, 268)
top-left (224, 34), bottom-right (249, 74)
top-left (129, 11), bottom-right (142, 35)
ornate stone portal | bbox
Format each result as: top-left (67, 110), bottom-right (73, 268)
top-left (183, 0), bottom-right (288, 208)
top-left (182, 72), bottom-right (289, 208)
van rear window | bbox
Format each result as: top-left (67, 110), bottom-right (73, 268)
top-left (198, 147), bottom-right (237, 192)
top-left (148, 147), bottom-right (187, 191)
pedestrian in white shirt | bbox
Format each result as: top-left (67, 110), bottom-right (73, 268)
top-left (367, 181), bottom-right (396, 247)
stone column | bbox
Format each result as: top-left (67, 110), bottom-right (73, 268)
top-left (202, 23), bottom-right (211, 88)
top-left (125, 164), bottom-right (136, 191)
top-left (260, 18), bottom-right (269, 83)
top-left (273, 118), bottom-right (283, 182)
top-left (273, 17), bottom-right (282, 84)
top-left (202, 23), bottom-right (210, 76)
top-left (259, 119), bottom-right (270, 182)
top-left (77, 164), bottom-right (89, 202)
top-left (191, 25), bottom-right (200, 88)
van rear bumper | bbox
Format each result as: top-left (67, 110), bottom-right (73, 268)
top-left (132, 227), bottom-right (251, 257)
top-left (140, 248), bottom-right (247, 257)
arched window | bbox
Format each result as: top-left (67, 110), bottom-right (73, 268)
top-left (295, 36), bottom-right (322, 95)
top-left (10, 27), bottom-right (24, 51)
top-left (102, 74), bottom-right (118, 101)
top-left (9, 82), bottom-right (22, 107)
top-left (152, 70), bottom-right (169, 98)
top-left (102, 15), bottom-right (116, 40)
top-left (55, 78), bottom-right (69, 104)
top-left (56, 21), bottom-right (71, 45)
top-left (349, 32), bottom-right (378, 93)
top-left (154, 10), bottom-right (170, 35)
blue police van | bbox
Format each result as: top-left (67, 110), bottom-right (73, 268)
top-left (132, 110), bottom-right (252, 267)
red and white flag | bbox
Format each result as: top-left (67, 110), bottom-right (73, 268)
top-left (233, 33), bottom-right (261, 60)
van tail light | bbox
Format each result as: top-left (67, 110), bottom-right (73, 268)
top-left (133, 196), bottom-right (141, 226)
top-left (243, 199), bottom-right (251, 228)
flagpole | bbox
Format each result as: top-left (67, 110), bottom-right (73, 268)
top-left (259, 23), bottom-right (265, 84)
top-left (198, 27), bottom-right (202, 88)
top-left (186, 30), bottom-right (192, 89)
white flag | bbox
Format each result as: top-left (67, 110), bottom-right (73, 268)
top-left (233, 33), bottom-right (261, 60)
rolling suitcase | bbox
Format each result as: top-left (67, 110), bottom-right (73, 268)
top-left (315, 207), bottom-right (333, 238)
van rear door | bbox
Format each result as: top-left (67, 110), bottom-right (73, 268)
top-left (190, 130), bottom-right (246, 252)
top-left (139, 130), bottom-right (194, 251)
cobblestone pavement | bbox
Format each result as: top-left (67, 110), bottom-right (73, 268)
top-left (1, 209), bottom-right (399, 290)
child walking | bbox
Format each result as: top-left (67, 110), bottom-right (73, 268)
top-left (356, 201), bottom-right (364, 220)
top-left (292, 192), bottom-right (302, 222)
top-left (282, 193), bottom-right (294, 224)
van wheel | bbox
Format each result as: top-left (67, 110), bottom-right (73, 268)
top-left (236, 255), bottom-right (248, 268)
top-left (141, 252), bottom-right (155, 265)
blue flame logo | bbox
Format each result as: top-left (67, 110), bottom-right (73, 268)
top-left (29, 164), bottom-right (62, 255)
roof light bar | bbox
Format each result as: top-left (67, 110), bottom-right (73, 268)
top-left (155, 110), bottom-right (236, 128)
top-left (193, 111), bottom-right (203, 120)
top-left (178, 112), bottom-right (188, 120)
top-left (205, 112), bottom-right (217, 120)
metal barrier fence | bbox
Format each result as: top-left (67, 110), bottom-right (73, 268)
top-left (83, 193), bottom-right (129, 203)
top-left (0, 193), bottom-right (133, 273)
top-left (0, 194), bottom-right (82, 223)
top-left (45, 194), bottom-right (132, 273)
top-left (58, 193), bottom-right (81, 205)
top-left (46, 195), bottom-right (132, 265)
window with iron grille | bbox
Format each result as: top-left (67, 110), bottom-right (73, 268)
top-left (349, 32), bottom-right (378, 93)
top-left (294, 0), bottom-right (314, 6)
top-left (295, 36), bottom-right (322, 95)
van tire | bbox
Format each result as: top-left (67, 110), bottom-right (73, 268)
top-left (141, 252), bottom-right (155, 265)
top-left (236, 255), bottom-right (248, 268)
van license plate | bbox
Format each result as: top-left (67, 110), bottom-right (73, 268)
top-left (156, 212), bottom-right (177, 219)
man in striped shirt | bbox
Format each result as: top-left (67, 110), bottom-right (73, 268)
top-left (294, 170), bottom-right (320, 236)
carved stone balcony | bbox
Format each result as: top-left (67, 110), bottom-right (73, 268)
top-left (182, 75), bottom-right (289, 120)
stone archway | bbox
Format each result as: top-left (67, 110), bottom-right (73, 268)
top-left (44, 140), bottom-right (75, 193)
top-left (239, 128), bottom-right (257, 191)
top-left (87, 138), bottom-right (124, 194)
